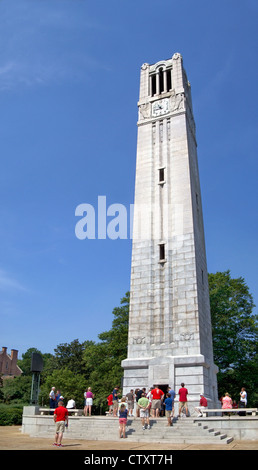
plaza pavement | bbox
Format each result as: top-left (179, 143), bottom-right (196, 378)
top-left (0, 426), bottom-right (257, 451)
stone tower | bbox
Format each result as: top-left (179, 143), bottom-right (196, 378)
top-left (122, 53), bottom-right (219, 412)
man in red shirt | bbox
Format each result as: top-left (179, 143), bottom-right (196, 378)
top-left (151, 385), bottom-right (164, 417)
top-left (194, 393), bottom-right (208, 417)
top-left (53, 400), bottom-right (68, 447)
top-left (178, 383), bottom-right (188, 417)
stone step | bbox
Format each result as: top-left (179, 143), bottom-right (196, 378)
top-left (36, 427), bottom-right (232, 445)
top-left (65, 429), bottom-right (232, 444)
top-left (24, 415), bottom-right (234, 445)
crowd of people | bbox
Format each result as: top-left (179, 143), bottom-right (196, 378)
top-left (48, 387), bottom-right (68, 414)
top-left (106, 384), bottom-right (179, 428)
top-left (107, 383), bottom-right (200, 424)
top-left (49, 384), bottom-right (248, 443)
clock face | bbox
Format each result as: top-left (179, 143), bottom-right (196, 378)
top-left (152, 98), bottom-right (170, 117)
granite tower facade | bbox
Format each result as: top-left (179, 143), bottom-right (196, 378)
top-left (122, 53), bottom-right (219, 412)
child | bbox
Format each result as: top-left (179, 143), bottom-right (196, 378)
top-left (119, 404), bottom-right (128, 438)
top-left (118, 396), bottom-right (127, 410)
top-left (164, 393), bottom-right (173, 426)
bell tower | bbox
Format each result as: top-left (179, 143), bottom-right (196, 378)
top-left (122, 53), bottom-right (219, 412)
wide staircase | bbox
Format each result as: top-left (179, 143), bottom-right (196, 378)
top-left (126, 417), bottom-right (233, 444)
top-left (61, 415), bottom-right (233, 445)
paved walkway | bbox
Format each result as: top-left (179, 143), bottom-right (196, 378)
top-left (0, 426), bottom-right (257, 451)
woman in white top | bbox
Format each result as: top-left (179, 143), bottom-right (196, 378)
top-left (240, 387), bottom-right (247, 406)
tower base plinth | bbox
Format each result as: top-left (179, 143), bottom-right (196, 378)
top-left (122, 354), bottom-right (219, 410)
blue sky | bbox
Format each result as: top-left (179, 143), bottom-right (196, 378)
top-left (0, 0), bottom-right (257, 357)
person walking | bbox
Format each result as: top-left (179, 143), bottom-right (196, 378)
top-left (53, 400), bottom-right (68, 447)
top-left (178, 383), bottom-right (188, 417)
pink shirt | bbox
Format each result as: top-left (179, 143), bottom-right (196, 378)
top-left (222, 396), bottom-right (232, 409)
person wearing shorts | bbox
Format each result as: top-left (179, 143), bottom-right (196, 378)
top-left (138, 394), bottom-right (151, 430)
top-left (112, 387), bottom-right (119, 417)
top-left (84, 387), bottom-right (94, 416)
top-left (118, 404), bottom-right (128, 438)
top-left (178, 383), bottom-right (188, 417)
top-left (164, 393), bottom-right (173, 426)
top-left (53, 400), bottom-right (68, 447)
top-left (126, 389), bottom-right (135, 416)
top-left (151, 385), bottom-right (164, 417)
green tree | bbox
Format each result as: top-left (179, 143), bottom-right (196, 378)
top-left (50, 339), bottom-right (94, 376)
top-left (1, 376), bottom-right (31, 404)
top-left (39, 368), bottom-right (86, 408)
top-left (208, 271), bottom-right (258, 405)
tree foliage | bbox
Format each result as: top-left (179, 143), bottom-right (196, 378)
top-left (1, 376), bottom-right (31, 404)
top-left (209, 271), bottom-right (257, 404)
top-left (1, 278), bottom-right (257, 408)
top-left (39, 368), bottom-right (86, 408)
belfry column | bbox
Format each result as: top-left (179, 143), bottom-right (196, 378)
top-left (122, 53), bottom-right (219, 413)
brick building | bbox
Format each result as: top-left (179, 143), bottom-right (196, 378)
top-left (0, 346), bottom-right (22, 378)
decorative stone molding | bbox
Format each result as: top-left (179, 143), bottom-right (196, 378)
top-left (132, 336), bottom-right (146, 345)
top-left (139, 102), bottom-right (150, 119)
top-left (180, 332), bottom-right (194, 341)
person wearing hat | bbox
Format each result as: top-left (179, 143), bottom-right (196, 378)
top-left (194, 393), bottom-right (208, 417)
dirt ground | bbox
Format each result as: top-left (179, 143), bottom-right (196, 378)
top-left (0, 425), bottom-right (257, 451)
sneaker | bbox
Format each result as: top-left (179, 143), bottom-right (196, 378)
top-left (147, 425), bottom-right (151, 430)
top-left (142, 426), bottom-right (145, 430)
